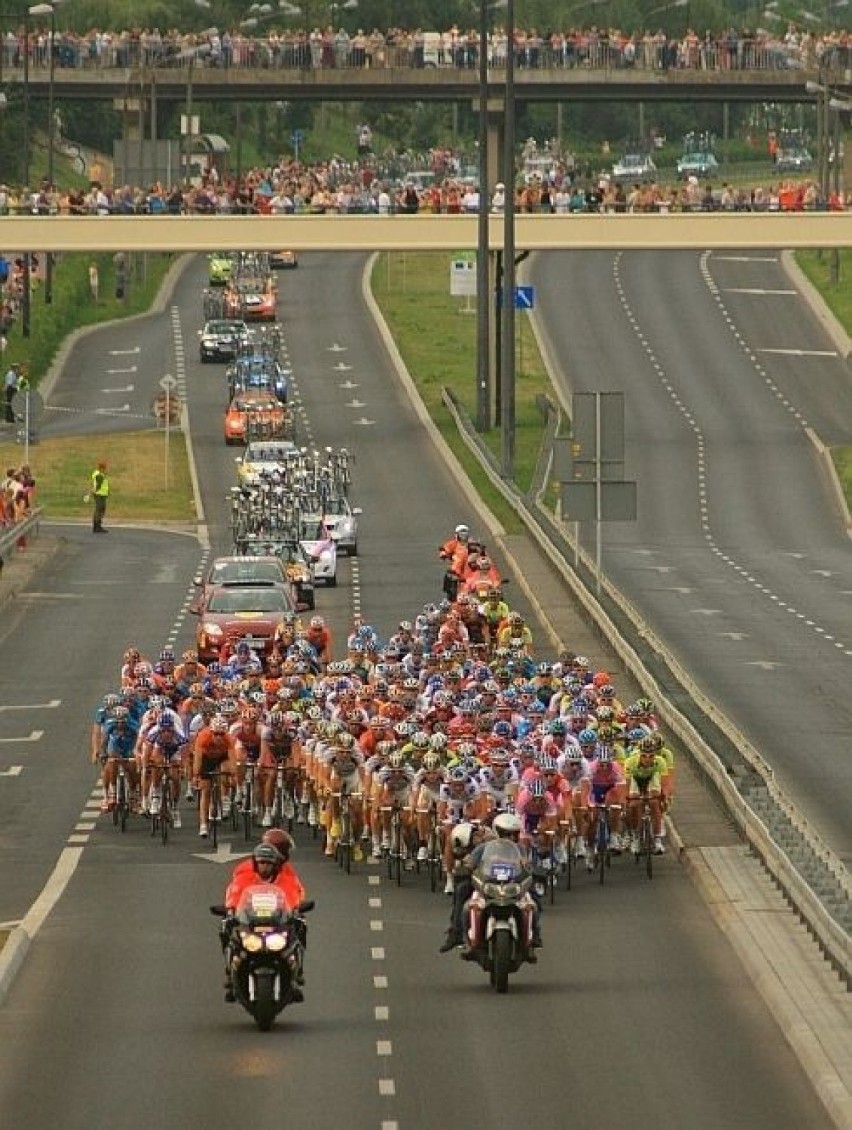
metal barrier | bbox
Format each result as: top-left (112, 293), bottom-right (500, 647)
top-left (0, 507), bottom-right (43, 561)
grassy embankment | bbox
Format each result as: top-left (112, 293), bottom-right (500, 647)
top-left (795, 250), bottom-right (852, 499)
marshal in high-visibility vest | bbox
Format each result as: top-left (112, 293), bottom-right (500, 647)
top-left (90, 460), bottom-right (110, 534)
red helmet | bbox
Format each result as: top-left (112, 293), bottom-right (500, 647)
top-left (262, 827), bottom-right (295, 861)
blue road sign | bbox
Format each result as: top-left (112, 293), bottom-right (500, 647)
top-left (515, 285), bottom-right (535, 310)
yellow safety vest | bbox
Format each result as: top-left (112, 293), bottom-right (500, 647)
top-left (91, 469), bottom-right (110, 497)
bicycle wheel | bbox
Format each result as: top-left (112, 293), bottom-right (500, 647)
top-left (161, 790), bottom-right (169, 846)
top-left (211, 782), bottom-right (219, 850)
top-left (428, 830), bottom-right (440, 894)
top-left (243, 777), bottom-right (253, 842)
top-left (393, 819), bottom-right (403, 887)
top-left (643, 815), bottom-right (654, 881)
top-left (564, 832), bottom-right (573, 892)
top-left (597, 816), bottom-right (608, 886)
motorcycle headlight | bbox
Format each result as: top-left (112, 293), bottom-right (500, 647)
top-left (265, 932), bottom-right (286, 952)
top-left (481, 881), bottom-right (521, 899)
top-left (241, 931), bottom-right (264, 953)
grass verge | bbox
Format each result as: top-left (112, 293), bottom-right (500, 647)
top-left (795, 250), bottom-right (852, 496)
top-left (0, 431), bottom-right (195, 522)
top-left (371, 251), bottom-right (554, 533)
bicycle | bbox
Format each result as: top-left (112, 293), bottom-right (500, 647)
top-left (530, 829), bottom-right (558, 906)
top-left (242, 762), bottom-right (257, 842)
top-left (206, 770), bottom-right (225, 850)
top-left (111, 759), bottom-right (131, 834)
top-left (382, 802), bottom-right (404, 887)
top-left (149, 769), bottom-right (173, 846)
top-left (271, 764), bottom-right (299, 831)
top-left (418, 803), bottom-right (442, 894)
top-left (634, 794), bottom-right (654, 880)
top-left (559, 819), bottom-right (574, 892)
top-left (590, 803), bottom-right (621, 886)
top-left (335, 785), bottom-right (360, 874)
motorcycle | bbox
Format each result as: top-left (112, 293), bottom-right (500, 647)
top-left (462, 844), bottom-right (538, 993)
top-left (211, 886), bottom-right (314, 1031)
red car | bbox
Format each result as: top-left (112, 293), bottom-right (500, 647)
top-left (193, 582), bottom-right (297, 661)
top-left (224, 389), bottom-right (287, 445)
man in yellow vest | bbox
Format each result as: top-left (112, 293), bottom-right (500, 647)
top-left (90, 460), bottom-right (109, 533)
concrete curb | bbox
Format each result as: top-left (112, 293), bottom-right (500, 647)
top-left (781, 249), bottom-right (852, 361)
top-left (806, 426), bottom-right (852, 537)
top-left (0, 928), bottom-right (31, 1006)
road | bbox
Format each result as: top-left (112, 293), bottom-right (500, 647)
top-left (532, 248), bottom-right (852, 864)
top-left (0, 252), bottom-right (831, 1129)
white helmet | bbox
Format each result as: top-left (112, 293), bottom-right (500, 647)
top-left (450, 822), bottom-right (475, 853)
top-left (454, 524), bottom-right (470, 538)
top-left (493, 812), bottom-right (522, 838)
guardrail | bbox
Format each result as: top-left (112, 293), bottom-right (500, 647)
top-left (443, 388), bottom-right (851, 984)
top-left (0, 508), bottom-right (43, 562)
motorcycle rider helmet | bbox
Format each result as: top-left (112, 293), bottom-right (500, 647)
top-left (262, 827), bottom-right (294, 862)
top-left (493, 812), bottom-right (522, 839)
top-left (454, 524), bottom-right (470, 540)
top-left (252, 843), bottom-right (282, 874)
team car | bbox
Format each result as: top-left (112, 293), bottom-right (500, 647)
top-left (226, 354), bottom-right (290, 404)
top-left (299, 516), bottom-right (338, 586)
top-left (611, 152), bottom-right (657, 184)
top-left (208, 252), bottom-right (236, 285)
top-left (223, 278), bottom-right (277, 323)
top-left (224, 389), bottom-right (289, 445)
top-left (198, 318), bottom-right (250, 363)
top-left (676, 151), bottom-right (720, 178)
top-left (191, 553), bottom-right (313, 614)
top-left (302, 495), bottom-right (361, 556)
top-left (235, 439), bottom-right (300, 484)
top-left (193, 582), bottom-right (299, 660)
top-left (270, 250), bottom-right (298, 270)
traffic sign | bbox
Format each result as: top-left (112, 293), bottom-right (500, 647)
top-left (159, 374), bottom-right (177, 391)
top-left (514, 285), bottom-right (535, 309)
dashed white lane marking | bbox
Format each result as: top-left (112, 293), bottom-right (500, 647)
top-left (377, 1041), bottom-right (393, 1056)
top-left (369, 897), bottom-right (382, 908)
top-left (613, 252), bottom-right (852, 661)
top-left (371, 947), bottom-right (385, 960)
top-left (375, 1006), bottom-right (389, 1021)
top-left (370, 920), bottom-right (384, 931)
top-left (368, 875), bottom-right (381, 886)
top-left (373, 975), bottom-right (388, 988)
top-left (378, 1080), bottom-right (396, 1097)
top-left (381, 1122), bottom-right (399, 1130)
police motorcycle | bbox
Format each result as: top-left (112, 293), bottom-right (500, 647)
top-left (461, 814), bottom-right (539, 994)
top-left (211, 885), bottom-right (314, 1030)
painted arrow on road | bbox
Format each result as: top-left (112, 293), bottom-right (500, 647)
top-left (339, 380), bottom-right (359, 389)
top-left (346, 399), bottom-right (366, 409)
top-left (327, 343), bottom-right (347, 353)
top-left (192, 843), bottom-right (253, 864)
top-left (744, 661), bottom-right (782, 670)
top-left (719, 632), bottom-right (749, 641)
top-left (333, 362), bottom-right (353, 371)
top-left (0, 766), bottom-right (23, 777)
top-left (353, 417), bottom-right (375, 426)
top-left (106, 367), bottom-right (138, 374)
top-left (0, 700), bottom-right (60, 712)
top-left (690, 609), bottom-right (723, 616)
top-left (664, 586), bottom-right (694, 594)
top-left (0, 731), bottom-right (43, 743)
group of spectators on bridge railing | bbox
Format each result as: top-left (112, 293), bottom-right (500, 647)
top-left (4, 22), bottom-right (851, 75)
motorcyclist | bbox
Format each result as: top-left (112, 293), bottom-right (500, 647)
top-left (438, 524), bottom-right (471, 599)
top-left (461, 812), bottom-right (542, 957)
top-left (222, 834), bottom-right (307, 1003)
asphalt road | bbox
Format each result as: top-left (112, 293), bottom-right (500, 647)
top-left (0, 252), bottom-right (831, 1130)
top-left (532, 249), bottom-right (852, 863)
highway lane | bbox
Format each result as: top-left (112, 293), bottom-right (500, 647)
top-left (0, 251), bottom-right (832, 1129)
top-left (532, 249), bottom-right (852, 861)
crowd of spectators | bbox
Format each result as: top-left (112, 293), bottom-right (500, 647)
top-left (3, 22), bottom-right (850, 74)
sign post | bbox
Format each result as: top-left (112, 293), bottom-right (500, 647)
top-left (450, 252), bottom-right (477, 314)
top-left (160, 373), bottom-right (177, 489)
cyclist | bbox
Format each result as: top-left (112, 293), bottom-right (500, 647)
top-left (144, 712), bottom-right (187, 828)
top-left (581, 744), bottom-right (627, 867)
top-left (437, 765), bottom-right (481, 892)
top-left (258, 709), bottom-right (301, 828)
top-left (375, 749), bottom-right (418, 865)
top-left (325, 730), bottom-right (366, 861)
top-left (100, 705), bottom-right (139, 813)
top-left (411, 751), bottom-right (447, 862)
top-left (193, 714), bottom-right (237, 838)
top-left (624, 736), bottom-right (669, 855)
top-left (230, 704), bottom-right (264, 815)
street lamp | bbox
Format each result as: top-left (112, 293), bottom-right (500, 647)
top-left (500, 0), bottom-right (515, 479)
top-left (177, 41), bottom-right (212, 189)
top-left (28, 1), bottom-right (60, 304)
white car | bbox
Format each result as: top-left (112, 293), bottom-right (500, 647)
top-left (299, 517), bottom-right (338, 586)
top-left (611, 153), bottom-right (657, 184)
top-left (235, 439), bottom-right (299, 484)
top-left (313, 495), bottom-right (361, 556)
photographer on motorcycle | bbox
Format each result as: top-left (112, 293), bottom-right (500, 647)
top-left (461, 813), bottom-right (542, 958)
top-left (222, 830), bottom-right (308, 1002)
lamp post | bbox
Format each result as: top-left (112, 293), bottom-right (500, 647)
top-left (180, 42), bottom-right (212, 189)
top-left (21, 5), bottom-right (30, 338)
top-left (475, 0), bottom-right (490, 432)
top-left (500, 0), bottom-right (515, 479)
top-left (28, 2), bottom-right (57, 303)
